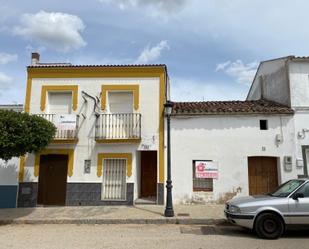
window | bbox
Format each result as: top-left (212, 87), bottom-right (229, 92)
top-left (294, 182), bottom-right (309, 198)
top-left (102, 159), bottom-right (127, 200)
top-left (108, 92), bottom-right (133, 113)
top-left (192, 160), bottom-right (213, 191)
top-left (270, 180), bottom-right (304, 197)
top-left (260, 119), bottom-right (268, 130)
top-left (48, 92), bottom-right (72, 114)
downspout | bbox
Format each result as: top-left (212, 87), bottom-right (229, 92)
top-left (81, 91), bottom-right (100, 115)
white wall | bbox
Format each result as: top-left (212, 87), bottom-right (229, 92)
top-left (288, 61), bottom-right (309, 176)
top-left (247, 58), bottom-right (290, 106)
top-left (171, 114), bottom-right (297, 204)
top-left (289, 61), bottom-right (309, 107)
top-left (292, 112), bottom-right (309, 176)
top-left (0, 158), bottom-right (19, 185)
top-left (24, 77), bottom-right (161, 200)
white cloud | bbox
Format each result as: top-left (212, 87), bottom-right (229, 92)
top-left (171, 77), bottom-right (248, 101)
top-left (14, 11), bottom-right (86, 52)
top-left (135, 40), bottom-right (169, 64)
top-left (0, 53), bottom-right (18, 65)
top-left (216, 60), bottom-right (258, 86)
top-left (0, 72), bottom-right (12, 91)
top-left (215, 61), bottom-right (231, 72)
top-left (99, 0), bottom-right (187, 13)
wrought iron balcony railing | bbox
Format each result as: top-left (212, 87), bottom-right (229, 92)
top-left (36, 114), bottom-right (79, 140)
top-left (95, 113), bottom-right (141, 141)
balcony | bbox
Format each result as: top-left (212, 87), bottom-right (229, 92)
top-left (36, 114), bottom-right (79, 142)
top-left (95, 113), bottom-right (141, 143)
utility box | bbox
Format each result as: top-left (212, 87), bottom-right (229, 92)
top-left (284, 156), bottom-right (293, 171)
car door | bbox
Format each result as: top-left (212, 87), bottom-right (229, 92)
top-left (288, 182), bottom-right (309, 224)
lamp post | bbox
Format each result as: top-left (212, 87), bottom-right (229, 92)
top-left (164, 100), bottom-right (174, 217)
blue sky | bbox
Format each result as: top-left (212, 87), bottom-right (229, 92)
top-left (1, 0), bottom-right (309, 104)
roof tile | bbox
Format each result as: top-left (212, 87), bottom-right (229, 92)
top-left (172, 99), bottom-right (294, 115)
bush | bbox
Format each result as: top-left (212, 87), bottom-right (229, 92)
top-left (0, 110), bottom-right (56, 161)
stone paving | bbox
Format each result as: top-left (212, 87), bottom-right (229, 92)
top-left (0, 204), bottom-right (225, 225)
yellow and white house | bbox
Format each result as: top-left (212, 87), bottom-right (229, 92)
top-left (18, 53), bottom-right (168, 207)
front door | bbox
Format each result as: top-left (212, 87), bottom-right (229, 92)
top-left (38, 154), bottom-right (68, 206)
top-left (248, 157), bottom-right (279, 195)
top-left (140, 151), bottom-right (157, 198)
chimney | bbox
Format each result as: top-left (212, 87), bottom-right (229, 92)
top-left (31, 52), bottom-right (40, 65)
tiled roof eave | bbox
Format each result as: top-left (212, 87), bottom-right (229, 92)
top-left (171, 111), bottom-right (294, 116)
top-left (27, 64), bottom-right (167, 69)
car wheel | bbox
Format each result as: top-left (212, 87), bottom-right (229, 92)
top-left (254, 213), bottom-right (284, 239)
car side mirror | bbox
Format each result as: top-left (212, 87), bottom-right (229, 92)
top-left (293, 193), bottom-right (304, 200)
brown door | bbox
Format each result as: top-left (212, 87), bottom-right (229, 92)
top-left (38, 154), bottom-right (68, 205)
top-left (248, 157), bottom-right (278, 195)
top-left (140, 151), bottom-right (157, 198)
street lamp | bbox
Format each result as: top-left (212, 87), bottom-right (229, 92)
top-left (164, 100), bottom-right (174, 217)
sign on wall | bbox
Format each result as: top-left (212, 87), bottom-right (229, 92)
top-left (195, 161), bottom-right (218, 179)
top-left (54, 114), bottom-right (77, 130)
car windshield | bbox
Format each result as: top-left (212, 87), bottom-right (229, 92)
top-left (269, 180), bottom-right (305, 197)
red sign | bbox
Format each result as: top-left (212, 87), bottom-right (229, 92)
top-left (195, 161), bottom-right (218, 179)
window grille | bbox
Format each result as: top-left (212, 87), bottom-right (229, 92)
top-left (102, 159), bottom-right (126, 200)
top-left (192, 160), bottom-right (213, 191)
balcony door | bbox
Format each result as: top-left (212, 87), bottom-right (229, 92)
top-left (108, 91), bottom-right (133, 113)
top-left (48, 92), bottom-right (72, 114)
top-left (108, 92), bottom-right (134, 139)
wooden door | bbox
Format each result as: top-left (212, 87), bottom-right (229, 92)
top-left (248, 157), bottom-right (278, 195)
top-left (38, 154), bottom-right (68, 205)
top-left (140, 151), bottom-right (157, 198)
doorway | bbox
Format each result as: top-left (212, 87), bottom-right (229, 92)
top-left (37, 154), bottom-right (68, 206)
top-left (140, 151), bottom-right (157, 198)
top-left (248, 156), bottom-right (279, 195)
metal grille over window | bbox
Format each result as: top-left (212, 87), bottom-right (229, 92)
top-left (192, 160), bottom-right (213, 191)
top-left (102, 159), bottom-right (126, 200)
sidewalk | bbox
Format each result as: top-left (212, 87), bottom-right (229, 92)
top-left (0, 204), bottom-right (225, 225)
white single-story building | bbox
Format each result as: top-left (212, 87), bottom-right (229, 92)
top-left (170, 100), bottom-right (297, 204)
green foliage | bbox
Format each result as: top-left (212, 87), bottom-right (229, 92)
top-left (0, 110), bottom-right (56, 161)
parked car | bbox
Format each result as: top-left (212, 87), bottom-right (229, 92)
top-left (225, 179), bottom-right (309, 239)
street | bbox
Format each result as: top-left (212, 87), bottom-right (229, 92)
top-left (0, 224), bottom-right (308, 249)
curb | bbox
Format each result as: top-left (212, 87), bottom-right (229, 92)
top-left (0, 218), bottom-right (227, 225)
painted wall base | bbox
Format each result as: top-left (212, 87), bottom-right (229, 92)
top-left (18, 183), bottom-right (38, 207)
top-left (17, 182), bottom-right (134, 207)
top-left (0, 185), bottom-right (18, 208)
top-left (157, 183), bottom-right (164, 205)
top-left (66, 183), bottom-right (134, 206)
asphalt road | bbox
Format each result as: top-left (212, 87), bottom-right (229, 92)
top-left (0, 224), bottom-right (308, 249)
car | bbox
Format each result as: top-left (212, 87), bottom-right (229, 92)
top-left (225, 179), bottom-right (309, 239)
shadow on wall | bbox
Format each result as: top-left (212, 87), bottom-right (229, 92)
top-left (0, 159), bottom-right (35, 222)
top-left (0, 159), bottom-right (19, 209)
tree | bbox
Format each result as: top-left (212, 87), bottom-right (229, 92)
top-left (0, 110), bottom-right (56, 161)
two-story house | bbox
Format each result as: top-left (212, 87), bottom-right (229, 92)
top-left (247, 56), bottom-right (309, 178)
top-left (18, 53), bottom-right (168, 207)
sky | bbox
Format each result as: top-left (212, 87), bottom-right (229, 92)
top-left (1, 0), bottom-right (309, 104)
